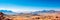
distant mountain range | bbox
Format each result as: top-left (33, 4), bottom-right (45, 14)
top-left (0, 10), bottom-right (17, 15)
top-left (0, 10), bottom-right (59, 15)
top-left (0, 10), bottom-right (13, 13)
top-left (31, 10), bottom-right (58, 15)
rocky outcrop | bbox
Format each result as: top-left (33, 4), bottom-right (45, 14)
top-left (0, 12), bottom-right (12, 20)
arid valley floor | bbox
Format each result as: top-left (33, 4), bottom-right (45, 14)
top-left (0, 12), bottom-right (60, 20)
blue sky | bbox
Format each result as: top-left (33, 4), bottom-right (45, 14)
top-left (0, 0), bottom-right (60, 12)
